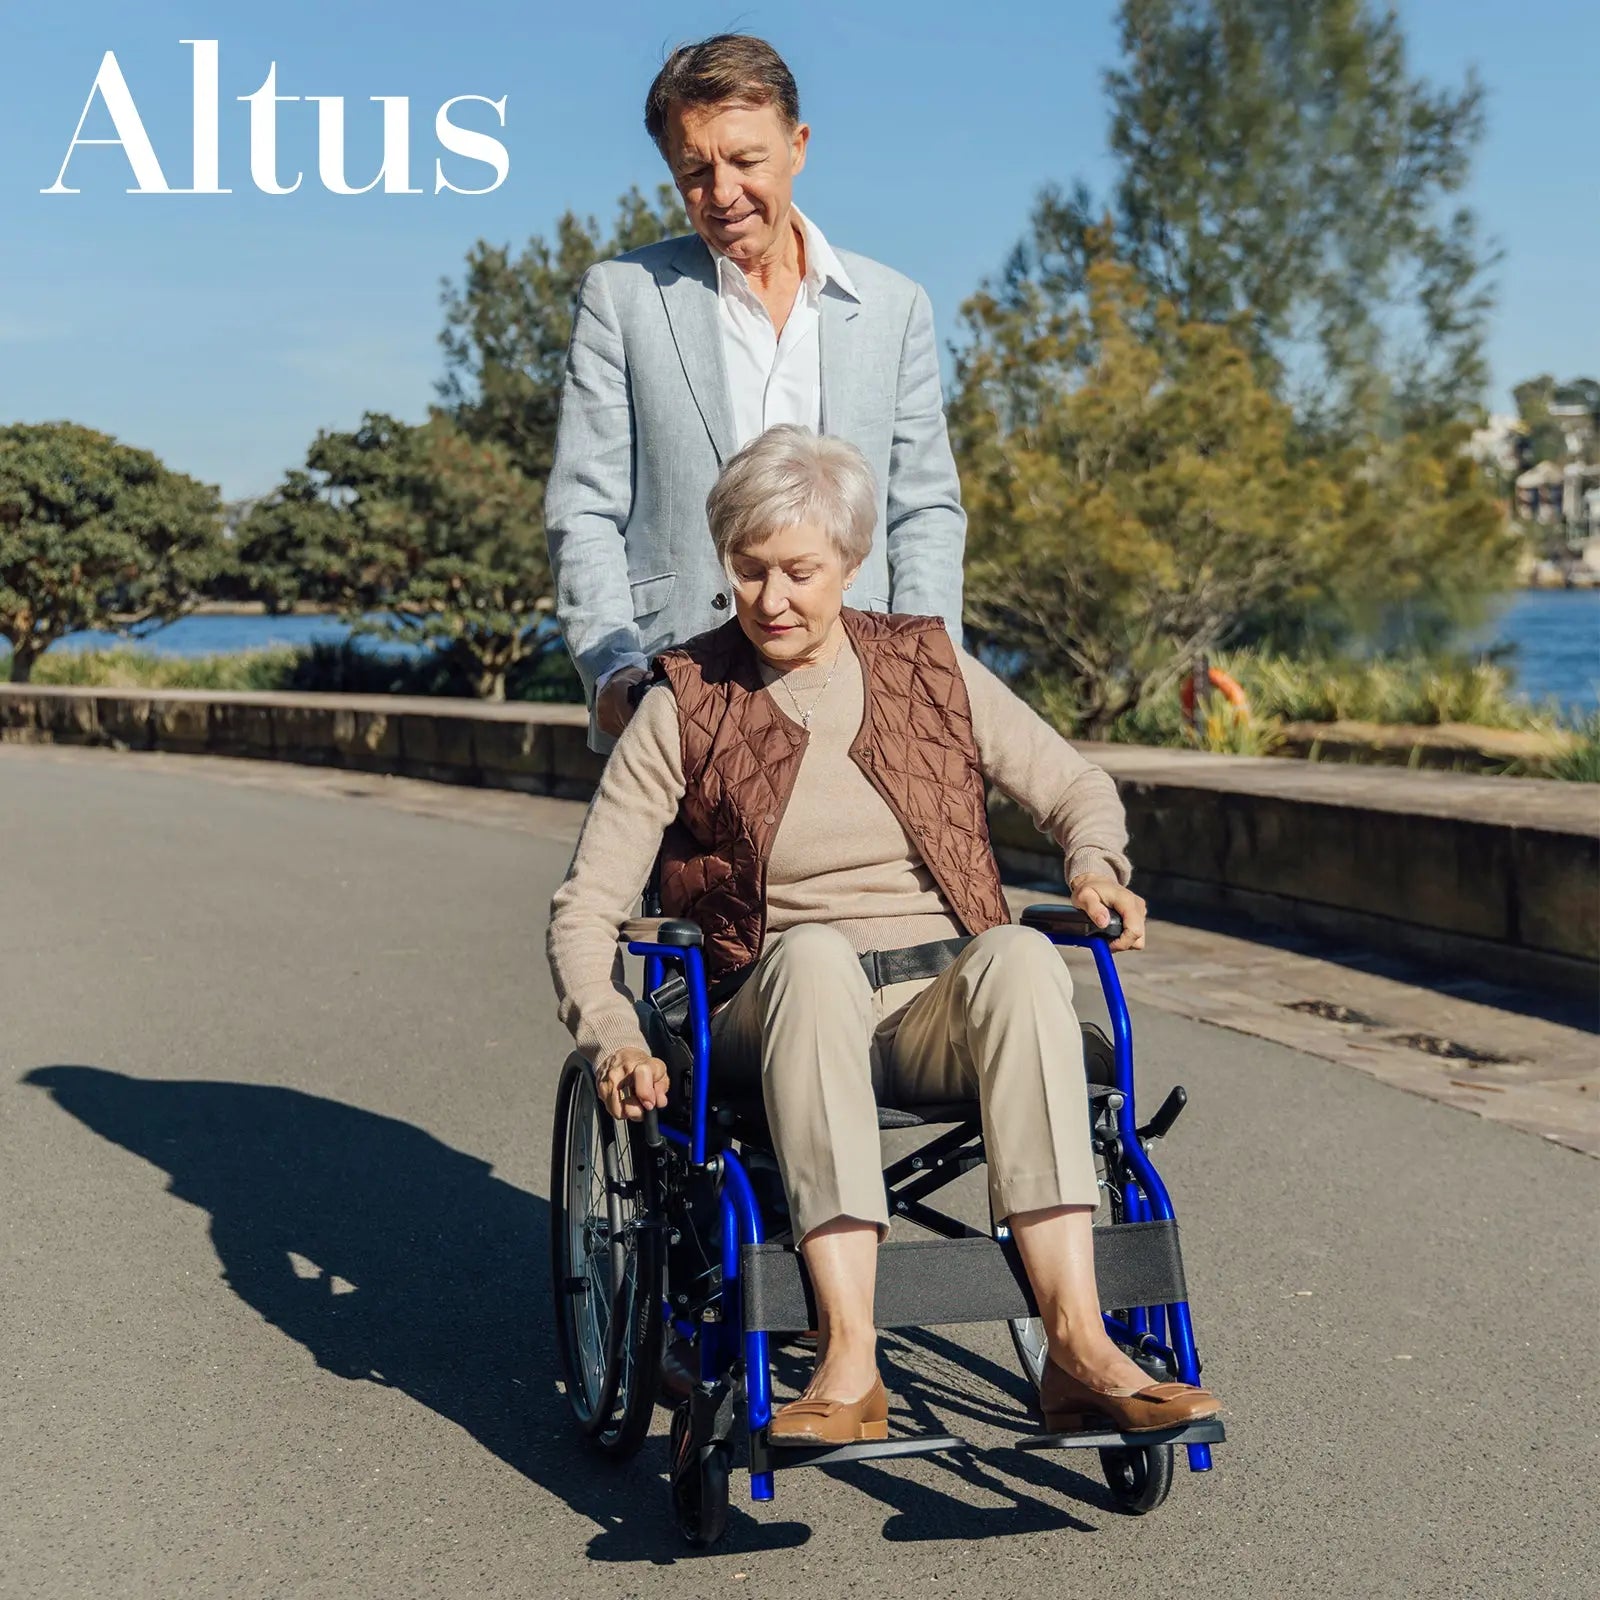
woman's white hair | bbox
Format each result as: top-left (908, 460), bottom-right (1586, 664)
top-left (705, 424), bottom-right (877, 569)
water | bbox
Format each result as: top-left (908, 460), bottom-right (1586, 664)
top-left (14, 591), bottom-right (1600, 714)
top-left (1471, 589), bottom-right (1600, 716)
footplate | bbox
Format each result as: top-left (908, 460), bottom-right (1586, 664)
top-left (1018, 1419), bottom-right (1226, 1452)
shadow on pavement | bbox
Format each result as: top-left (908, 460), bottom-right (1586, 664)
top-left (23, 1066), bottom-right (808, 1564)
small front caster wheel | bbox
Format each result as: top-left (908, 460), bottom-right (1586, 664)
top-left (1100, 1442), bottom-right (1173, 1514)
top-left (669, 1401), bottom-right (732, 1547)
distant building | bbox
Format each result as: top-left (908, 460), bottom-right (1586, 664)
top-left (1516, 460), bottom-right (1566, 523)
top-left (1468, 413), bottom-right (1525, 476)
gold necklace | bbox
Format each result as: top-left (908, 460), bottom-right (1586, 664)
top-left (776, 644), bottom-right (843, 730)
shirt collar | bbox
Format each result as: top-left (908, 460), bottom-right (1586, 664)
top-left (713, 205), bottom-right (859, 303)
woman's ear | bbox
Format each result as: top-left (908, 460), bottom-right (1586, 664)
top-left (843, 563), bottom-right (862, 592)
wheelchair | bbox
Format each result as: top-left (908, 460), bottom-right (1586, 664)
top-left (549, 903), bottom-right (1224, 1547)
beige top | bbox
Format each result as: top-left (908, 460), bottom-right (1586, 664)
top-left (547, 641), bottom-right (1131, 1065)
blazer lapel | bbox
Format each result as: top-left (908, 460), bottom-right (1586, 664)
top-left (819, 285), bottom-right (863, 441)
top-left (658, 235), bottom-right (737, 464)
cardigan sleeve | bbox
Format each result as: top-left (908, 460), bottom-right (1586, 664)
top-left (957, 651), bottom-right (1133, 889)
top-left (546, 685), bottom-right (686, 1064)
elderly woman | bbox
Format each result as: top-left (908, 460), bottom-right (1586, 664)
top-left (548, 425), bottom-right (1221, 1445)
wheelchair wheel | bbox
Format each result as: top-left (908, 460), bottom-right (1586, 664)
top-left (1099, 1442), bottom-right (1174, 1514)
top-left (550, 1053), bottom-right (663, 1457)
top-left (1008, 1023), bottom-right (1118, 1392)
top-left (669, 1399), bottom-right (731, 1547)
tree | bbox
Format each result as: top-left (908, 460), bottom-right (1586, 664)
top-left (950, 247), bottom-right (1515, 732)
top-left (1514, 374), bottom-right (1600, 466)
top-left (234, 412), bottom-right (551, 700)
top-left (0, 422), bottom-right (221, 682)
top-left (437, 185), bottom-right (686, 477)
top-left (951, 252), bottom-right (1339, 733)
top-left (1024, 0), bottom-right (1494, 441)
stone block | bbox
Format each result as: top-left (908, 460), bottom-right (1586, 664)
top-left (270, 704), bottom-right (341, 764)
top-left (473, 718), bottom-right (553, 792)
top-left (0, 692), bottom-right (41, 739)
top-left (334, 708), bottom-right (401, 771)
top-left (152, 698), bottom-right (210, 751)
top-left (398, 712), bottom-right (479, 781)
top-left (548, 722), bottom-right (607, 799)
top-left (1513, 826), bottom-right (1600, 963)
top-left (95, 695), bottom-right (153, 749)
top-left (208, 701), bottom-right (275, 757)
top-left (38, 694), bottom-right (98, 744)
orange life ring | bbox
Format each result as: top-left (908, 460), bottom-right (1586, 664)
top-left (1181, 667), bottom-right (1250, 719)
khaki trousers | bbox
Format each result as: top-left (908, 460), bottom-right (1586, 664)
top-left (710, 923), bottom-right (1100, 1242)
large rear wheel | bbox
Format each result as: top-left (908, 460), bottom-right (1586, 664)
top-left (550, 1053), bottom-right (663, 1457)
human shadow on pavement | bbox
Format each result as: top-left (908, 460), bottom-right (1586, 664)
top-left (23, 1066), bottom-right (807, 1564)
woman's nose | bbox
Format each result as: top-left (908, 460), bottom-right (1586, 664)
top-left (758, 581), bottom-right (787, 616)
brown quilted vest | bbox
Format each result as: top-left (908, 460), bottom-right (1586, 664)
top-left (654, 609), bottom-right (1010, 984)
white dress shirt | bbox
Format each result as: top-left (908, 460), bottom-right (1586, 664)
top-left (713, 206), bottom-right (859, 448)
top-left (598, 208), bottom-right (860, 692)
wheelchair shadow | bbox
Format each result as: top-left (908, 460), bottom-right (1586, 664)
top-left (22, 1066), bottom-right (808, 1565)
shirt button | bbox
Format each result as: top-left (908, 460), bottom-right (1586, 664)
top-left (712, 592), bottom-right (729, 610)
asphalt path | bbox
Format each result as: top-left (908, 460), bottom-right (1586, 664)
top-left (3, 745), bottom-right (1596, 1600)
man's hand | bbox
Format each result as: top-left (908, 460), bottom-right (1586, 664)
top-left (1068, 874), bottom-right (1148, 954)
top-left (595, 1045), bottom-right (669, 1122)
top-left (596, 667), bottom-right (650, 738)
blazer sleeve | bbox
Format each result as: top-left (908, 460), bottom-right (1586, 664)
top-left (884, 284), bottom-right (967, 643)
top-left (544, 264), bottom-right (643, 704)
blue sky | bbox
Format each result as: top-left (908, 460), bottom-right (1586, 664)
top-left (1, 1), bottom-right (1594, 500)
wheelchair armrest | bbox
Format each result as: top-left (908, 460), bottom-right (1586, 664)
top-left (1020, 903), bottom-right (1124, 943)
top-left (621, 916), bottom-right (704, 948)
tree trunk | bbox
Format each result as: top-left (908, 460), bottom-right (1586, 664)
top-left (9, 643), bottom-right (38, 683)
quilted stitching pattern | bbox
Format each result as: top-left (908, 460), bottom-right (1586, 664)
top-left (657, 612), bottom-right (1010, 983)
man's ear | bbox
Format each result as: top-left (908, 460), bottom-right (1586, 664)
top-left (790, 122), bottom-right (811, 176)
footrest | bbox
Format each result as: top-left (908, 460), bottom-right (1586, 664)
top-left (742, 1221), bottom-right (1189, 1333)
top-left (752, 1432), bottom-right (970, 1474)
top-left (1017, 1419), bottom-right (1226, 1452)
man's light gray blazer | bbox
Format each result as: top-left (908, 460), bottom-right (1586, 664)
top-left (544, 231), bottom-right (966, 745)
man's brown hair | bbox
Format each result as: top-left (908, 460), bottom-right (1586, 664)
top-left (644, 34), bottom-right (801, 154)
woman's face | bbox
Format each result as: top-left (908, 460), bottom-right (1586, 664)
top-left (728, 520), bottom-right (859, 668)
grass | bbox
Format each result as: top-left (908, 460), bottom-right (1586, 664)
top-left (23, 641), bottom-right (586, 703)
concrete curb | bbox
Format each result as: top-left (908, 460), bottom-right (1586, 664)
top-left (4, 683), bottom-right (1595, 996)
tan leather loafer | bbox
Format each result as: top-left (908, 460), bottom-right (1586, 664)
top-left (769, 1375), bottom-right (889, 1447)
top-left (1040, 1358), bottom-right (1220, 1434)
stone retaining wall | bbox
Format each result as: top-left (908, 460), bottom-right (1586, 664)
top-left (4, 684), bottom-right (1595, 996)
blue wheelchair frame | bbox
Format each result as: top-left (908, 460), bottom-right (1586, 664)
top-left (630, 920), bottom-right (1215, 1507)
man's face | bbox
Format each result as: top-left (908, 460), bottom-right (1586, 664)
top-left (665, 100), bottom-right (809, 267)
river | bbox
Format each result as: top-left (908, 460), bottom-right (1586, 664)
top-left (17, 590), bottom-right (1600, 715)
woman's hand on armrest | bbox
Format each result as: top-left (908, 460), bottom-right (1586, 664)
top-left (1068, 873), bottom-right (1148, 954)
top-left (595, 1045), bottom-right (670, 1122)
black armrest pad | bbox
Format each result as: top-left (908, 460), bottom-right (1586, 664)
top-left (654, 919), bottom-right (703, 947)
top-left (1020, 903), bottom-right (1124, 943)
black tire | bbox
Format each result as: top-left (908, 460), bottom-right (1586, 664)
top-left (1008, 1024), bottom-right (1118, 1392)
top-left (669, 1401), bottom-right (732, 1548)
top-left (1099, 1442), bottom-right (1174, 1514)
top-left (549, 1053), bottom-right (664, 1458)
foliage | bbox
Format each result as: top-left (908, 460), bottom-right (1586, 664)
top-left (1024, 0), bottom-right (1493, 441)
top-left (30, 639), bottom-right (584, 703)
top-left (0, 423), bottom-right (221, 682)
top-left (438, 185), bottom-right (687, 477)
top-left (954, 249), bottom-right (1336, 734)
top-left (1208, 648), bottom-right (1535, 728)
top-left (232, 412), bottom-right (554, 700)
top-left (1538, 711), bottom-right (1600, 783)
top-left (30, 644), bottom-right (298, 692)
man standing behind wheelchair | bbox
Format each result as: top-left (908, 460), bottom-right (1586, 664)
top-left (548, 425), bottom-right (1221, 1445)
